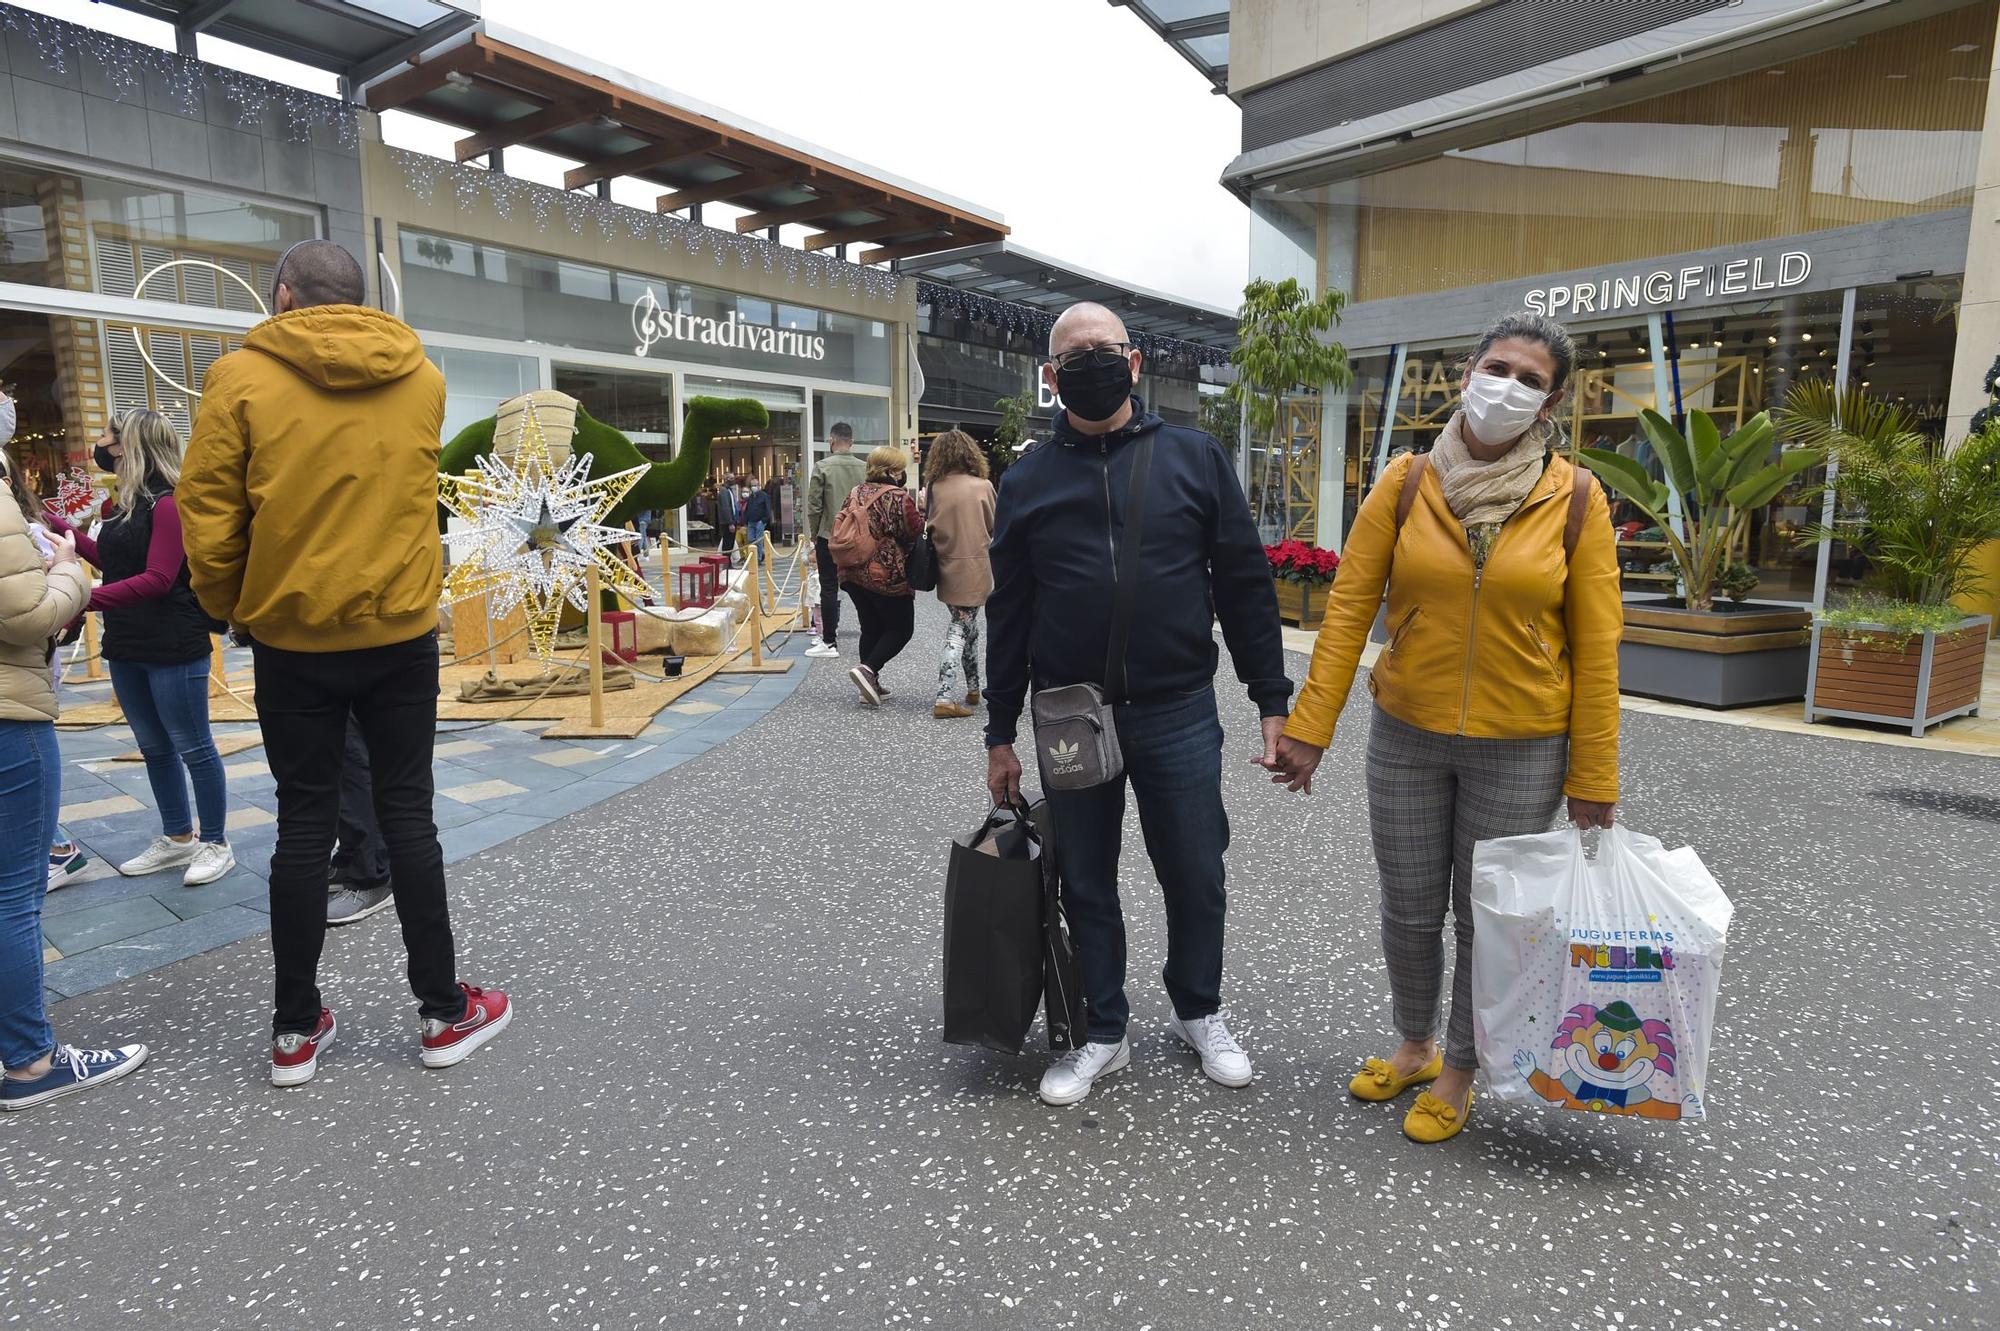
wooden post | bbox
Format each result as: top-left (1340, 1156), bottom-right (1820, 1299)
top-left (759, 533), bottom-right (776, 616)
top-left (746, 540), bottom-right (765, 667)
top-left (209, 633), bottom-right (226, 698)
top-left (586, 563), bottom-right (605, 728)
top-left (799, 537), bottom-right (810, 632)
top-left (82, 608), bottom-right (102, 680)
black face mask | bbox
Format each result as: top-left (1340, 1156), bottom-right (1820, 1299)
top-left (1055, 356), bottom-right (1134, 424)
top-left (93, 444), bottom-right (117, 473)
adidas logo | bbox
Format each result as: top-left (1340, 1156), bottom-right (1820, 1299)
top-left (1047, 738), bottom-right (1085, 776)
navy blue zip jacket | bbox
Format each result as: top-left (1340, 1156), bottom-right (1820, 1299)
top-left (984, 397), bottom-right (1291, 747)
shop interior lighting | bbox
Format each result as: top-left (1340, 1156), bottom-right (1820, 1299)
top-left (1768, 334), bottom-right (1779, 344)
top-left (1801, 331), bottom-right (1813, 342)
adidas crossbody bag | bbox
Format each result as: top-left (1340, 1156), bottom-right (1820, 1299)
top-left (1030, 430), bottom-right (1156, 792)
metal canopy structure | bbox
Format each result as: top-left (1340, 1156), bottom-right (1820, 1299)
top-left (91, 0), bottom-right (480, 88)
top-left (901, 241), bottom-right (1236, 351)
top-left (1111, 0), bottom-right (1230, 94)
top-left (357, 24), bottom-right (1006, 265)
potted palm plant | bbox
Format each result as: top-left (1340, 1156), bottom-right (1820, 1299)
top-left (1776, 383), bottom-right (2000, 736)
top-left (1578, 410), bottom-right (1822, 706)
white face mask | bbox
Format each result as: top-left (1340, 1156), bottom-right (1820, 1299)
top-left (1461, 370), bottom-right (1549, 445)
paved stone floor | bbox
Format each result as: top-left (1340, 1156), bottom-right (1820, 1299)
top-left (40, 631), bottom-right (808, 1001)
top-left (5, 596), bottom-right (1994, 1329)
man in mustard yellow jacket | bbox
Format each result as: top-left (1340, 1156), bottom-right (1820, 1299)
top-left (179, 240), bottom-right (512, 1088)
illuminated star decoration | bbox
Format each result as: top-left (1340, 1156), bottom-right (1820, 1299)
top-left (439, 397), bottom-right (652, 661)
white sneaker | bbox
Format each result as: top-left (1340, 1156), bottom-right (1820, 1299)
top-left (804, 640), bottom-right (840, 659)
top-left (183, 841), bottom-right (236, 886)
top-left (1170, 1012), bottom-right (1253, 1088)
top-left (1038, 1038), bottom-right (1130, 1106)
top-left (117, 836), bottom-right (199, 877)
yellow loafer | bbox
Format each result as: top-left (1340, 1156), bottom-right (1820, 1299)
top-left (1349, 1052), bottom-right (1443, 1102)
top-left (1403, 1089), bottom-right (1473, 1143)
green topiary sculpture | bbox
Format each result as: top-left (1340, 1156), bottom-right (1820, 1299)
top-left (437, 394), bottom-right (770, 529)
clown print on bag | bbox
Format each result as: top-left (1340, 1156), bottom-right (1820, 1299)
top-left (1514, 1001), bottom-right (1683, 1120)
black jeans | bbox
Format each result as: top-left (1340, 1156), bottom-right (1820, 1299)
top-left (331, 714), bottom-right (390, 889)
top-left (1044, 689), bottom-right (1231, 1043)
top-left (251, 632), bottom-right (461, 1035)
top-left (814, 537), bottom-right (843, 645)
top-left (845, 584), bottom-right (915, 675)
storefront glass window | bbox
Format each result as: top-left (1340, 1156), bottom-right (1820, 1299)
top-left (401, 229), bottom-right (892, 387)
top-left (425, 345), bottom-right (538, 447)
top-left (551, 363), bottom-right (675, 447)
top-left (0, 156), bottom-right (316, 309)
top-left (813, 390), bottom-right (891, 454)
top-left (1271, 3), bottom-right (1996, 303)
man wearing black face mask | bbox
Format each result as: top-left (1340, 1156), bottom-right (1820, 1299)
top-left (984, 301), bottom-right (1291, 1107)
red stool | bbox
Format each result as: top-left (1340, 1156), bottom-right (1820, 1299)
top-left (675, 565), bottom-right (715, 608)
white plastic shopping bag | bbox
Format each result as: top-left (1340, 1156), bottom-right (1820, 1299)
top-left (1471, 825), bottom-right (1732, 1123)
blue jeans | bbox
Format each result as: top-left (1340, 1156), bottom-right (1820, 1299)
top-left (1043, 688), bottom-right (1231, 1043)
top-left (0, 720), bottom-right (59, 1068)
top-left (109, 658), bottom-right (227, 843)
top-left (746, 520), bottom-right (767, 548)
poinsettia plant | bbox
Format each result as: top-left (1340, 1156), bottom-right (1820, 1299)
top-left (1265, 540), bottom-right (1339, 587)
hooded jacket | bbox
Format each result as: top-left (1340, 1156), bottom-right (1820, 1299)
top-left (179, 304), bottom-right (446, 653)
top-left (984, 398), bottom-right (1290, 746)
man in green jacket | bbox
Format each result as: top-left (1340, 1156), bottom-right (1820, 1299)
top-left (804, 422), bottom-right (867, 659)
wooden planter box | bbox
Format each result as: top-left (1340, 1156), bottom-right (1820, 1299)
top-left (1274, 580), bottom-right (1329, 629)
top-left (1618, 599), bottom-right (1813, 707)
top-left (1805, 616), bottom-right (1990, 736)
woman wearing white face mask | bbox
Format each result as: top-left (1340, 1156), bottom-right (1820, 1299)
top-left (1265, 312), bottom-right (1623, 1144)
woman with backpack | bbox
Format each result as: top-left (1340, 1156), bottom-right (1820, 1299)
top-left (1266, 312), bottom-right (1622, 1145)
top-left (828, 445), bottom-right (921, 706)
top-left (46, 409), bottom-right (234, 887)
top-left (921, 430), bottom-right (995, 720)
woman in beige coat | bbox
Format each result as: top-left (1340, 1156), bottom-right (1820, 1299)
top-left (923, 430), bottom-right (996, 720)
top-left (0, 445), bottom-right (149, 1112)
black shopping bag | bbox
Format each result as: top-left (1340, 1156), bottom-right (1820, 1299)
top-left (942, 804), bottom-right (1047, 1053)
top-left (1029, 800), bottom-right (1087, 1052)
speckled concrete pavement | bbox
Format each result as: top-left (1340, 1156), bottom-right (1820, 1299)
top-left (4, 596), bottom-right (1994, 1330)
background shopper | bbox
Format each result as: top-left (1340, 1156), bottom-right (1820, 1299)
top-left (179, 239), bottom-right (510, 1087)
top-left (0, 447), bottom-right (147, 1111)
top-left (49, 409), bottom-right (234, 887)
top-left (743, 480), bottom-right (771, 552)
top-left (921, 429), bottom-right (995, 720)
top-left (804, 423), bottom-right (866, 659)
top-left (834, 444), bottom-right (921, 706)
top-left (1271, 311), bottom-right (1621, 1145)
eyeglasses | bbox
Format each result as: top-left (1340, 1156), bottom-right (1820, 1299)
top-left (1051, 343), bottom-right (1132, 373)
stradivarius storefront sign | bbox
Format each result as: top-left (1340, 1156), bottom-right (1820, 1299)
top-left (1524, 250), bottom-right (1812, 318)
top-left (631, 287), bottom-right (827, 362)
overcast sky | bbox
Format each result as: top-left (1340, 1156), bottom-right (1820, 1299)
top-left (40, 0), bottom-right (1249, 309)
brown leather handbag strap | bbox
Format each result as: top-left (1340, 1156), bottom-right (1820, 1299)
top-left (1394, 453), bottom-right (1429, 533)
top-left (1564, 468), bottom-right (1597, 561)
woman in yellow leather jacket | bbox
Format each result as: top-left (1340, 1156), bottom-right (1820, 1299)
top-left (1269, 311), bottom-right (1622, 1144)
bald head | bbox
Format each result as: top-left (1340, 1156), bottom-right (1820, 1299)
top-left (273, 240), bottom-right (365, 313)
top-left (1049, 302), bottom-right (1129, 357)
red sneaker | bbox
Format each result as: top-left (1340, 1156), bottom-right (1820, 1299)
top-left (271, 1008), bottom-right (336, 1087)
top-left (420, 983), bottom-right (513, 1069)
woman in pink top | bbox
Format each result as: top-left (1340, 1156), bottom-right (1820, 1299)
top-left (48, 410), bottom-right (234, 887)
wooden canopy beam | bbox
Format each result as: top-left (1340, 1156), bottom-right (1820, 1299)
top-left (454, 101), bottom-right (598, 163)
top-left (655, 169), bottom-right (795, 213)
top-left (802, 214), bottom-right (919, 252)
top-left (733, 193), bottom-right (875, 234)
top-left (562, 131), bottom-right (725, 192)
top-left (361, 43), bottom-right (484, 111)
top-left (858, 233), bottom-right (958, 265)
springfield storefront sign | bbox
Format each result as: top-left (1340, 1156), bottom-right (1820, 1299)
top-left (1525, 250), bottom-right (1812, 317)
top-left (632, 287), bottom-right (827, 362)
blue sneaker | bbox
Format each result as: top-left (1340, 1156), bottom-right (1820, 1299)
top-left (0, 1043), bottom-right (149, 1112)
top-left (47, 843), bottom-right (89, 892)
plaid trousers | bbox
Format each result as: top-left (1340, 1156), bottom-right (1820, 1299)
top-left (1364, 705), bottom-right (1567, 1070)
